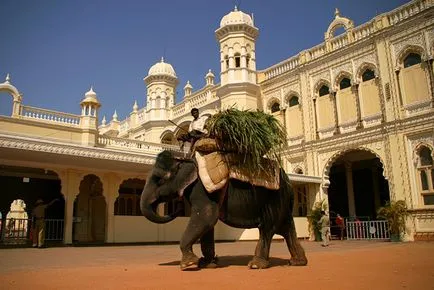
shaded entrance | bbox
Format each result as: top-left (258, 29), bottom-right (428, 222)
top-left (327, 150), bottom-right (390, 220)
top-left (0, 165), bottom-right (64, 245)
top-left (73, 174), bottom-right (106, 243)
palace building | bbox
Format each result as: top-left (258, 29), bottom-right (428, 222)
top-left (0, 0), bottom-right (433, 244)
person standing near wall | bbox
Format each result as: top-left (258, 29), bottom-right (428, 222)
top-left (319, 210), bottom-right (330, 247)
top-left (336, 213), bottom-right (345, 240)
top-left (31, 198), bottom-right (58, 248)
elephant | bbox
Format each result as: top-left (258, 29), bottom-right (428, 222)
top-left (140, 150), bottom-right (308, 270)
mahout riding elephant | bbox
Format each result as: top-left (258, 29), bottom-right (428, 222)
top-left (140, 150), bottom-right (308, 270)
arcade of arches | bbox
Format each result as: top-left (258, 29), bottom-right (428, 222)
top-left (326, 150), bottom-right (390, 220)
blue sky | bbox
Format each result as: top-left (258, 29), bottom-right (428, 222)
top-left (0, 0), bottom-right (410, 122)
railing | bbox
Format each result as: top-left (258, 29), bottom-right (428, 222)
top-left (44, 219), bottom-right (65, 241)
top-left (189, 91), bottom-right (208, 108)
top-left (97, 135), bottom-right (183, 154)
top-left (387, 0), bottom-right (431, 25)
top-left (330, 34), bottom-right (348, 50)
top-left (21, 105), bottom-right (80, 126)
top-left (353, 21), bottom-right (375, 41)
top-left (0, 218), bottom-right (64, 245)
top-left (172, 103), bottom-right (186, 119)
top-left (260, 0), bottom-right (432, 82)
top-left (264, 56), bottom-right (299, 79)
top-left (345, 220), bottom-right (390, 240)
top-left (119, 119), bottom-right (130, 134)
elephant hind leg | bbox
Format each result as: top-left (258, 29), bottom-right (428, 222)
top-left (278, 221), bottom-right (308, 266)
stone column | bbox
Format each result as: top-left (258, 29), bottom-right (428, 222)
top-left (345, 162), bottom-right (356, 217)
top-left (58, 170), bottom-right (82, 245)
top-left (102, 173), bottom-right (122, 243)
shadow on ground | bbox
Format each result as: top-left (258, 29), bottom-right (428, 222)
top-left (159, 255), bottom-right (289, 268)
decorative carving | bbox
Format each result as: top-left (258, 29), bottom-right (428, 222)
top-left (311, 71), bottom-right (331, 93)
top-left (321, 142), bottom-right (388, 181)
top-left (0, 134), bottom-right (157, 165)
top-left (392, 34), bottom-right (426, 66)
top-left (332, 62), bottom-right (353, 86)
top-left (404, 100), bottom-right (433, 117)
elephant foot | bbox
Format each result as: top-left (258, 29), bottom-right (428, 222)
top-left (180, 253), bottom-right (199, 271)
top-left (198, 256), bottom-right (219, 269)
top-left (289, 257), bottom-right (308, 266)
top-left (248, 256), bottom-right (270, 269)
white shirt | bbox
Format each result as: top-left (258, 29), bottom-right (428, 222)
top-left (188, 116), bottom-right (208, 134)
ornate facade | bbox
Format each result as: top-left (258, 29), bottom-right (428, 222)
top-left (0, 0), bottom-right (433, 243)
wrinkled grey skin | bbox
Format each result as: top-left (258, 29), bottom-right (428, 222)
top-left (141, 150), bottom-right (307, 270)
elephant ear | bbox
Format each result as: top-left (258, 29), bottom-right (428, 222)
top-left (176, 161), bottom-right (198, 197)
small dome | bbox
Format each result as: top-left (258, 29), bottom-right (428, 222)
top-left (205, 69), bottom-right (215, 78)
top-left (148, 57), bottom-right (177, 78)
top-left (85, 86), bottom-right (97, 98)
top-left (81, 86), bottom-right (100, 104)
top-left (184, 81), bottom-right (193, 89)
top-left (220, 6), bottom-right (254, 28)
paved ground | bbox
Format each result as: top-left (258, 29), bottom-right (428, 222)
top-left (0, 240), bottom-right (433, 290)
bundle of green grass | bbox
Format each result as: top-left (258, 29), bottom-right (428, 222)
top-left (206, 108), bottom-right (287, 171)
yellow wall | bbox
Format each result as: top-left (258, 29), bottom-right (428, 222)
top-left (317, 95), bottom-right (335, 129)
top-left (112, 216), bottom-right (310, 243)
top-left (337, 88), bottom-right (357, 124)
top-left (359, 80), bottom-right (381, 117)
top-left (401, 64), bottom-right (430, 105)
top-left (286, 106), bottom-right (303, 137)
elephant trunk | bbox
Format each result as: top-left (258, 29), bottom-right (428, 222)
top-left (140, 185), bottom-right (176, 224)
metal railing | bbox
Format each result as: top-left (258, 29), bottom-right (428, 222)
top-left (345, 220), bottom-right (390, 240)
top-left (0, 218), bottom-right (64, 245)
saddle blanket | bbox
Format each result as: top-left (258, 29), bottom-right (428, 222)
top-left (195, 151), bottom-right (280, 193)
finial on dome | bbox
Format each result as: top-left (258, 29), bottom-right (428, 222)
top-left (234, 5), bottom-right (238, 12)
top-left (133, 100), bottom-right (138, 112)
top-left (5, 73), bottom-right (10, 84)
top-left (335, 8), bottom-right (340, 18)
top-left (112, 110), bottom-right (118, 121)
top-left (161, 56), bottom-right (164, 63)
top-left (101, 115), bottom-right (106, 126)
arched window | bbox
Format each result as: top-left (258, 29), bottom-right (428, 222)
top-left (339, 77), bottom-right (351, 90)
top-left (234, 53), bottom-right (241, 68)
top-left (319, 85), bottom-right (330, 97)
top-left (289, 96), bottom-right (299, 107)
top-left (114, 179), bottom-right (146, 216)
top-left (362, 69), bottom-right (375, 82)
top-left (416, 146), bottom-right (434, 205)
top-left (404, 53), bottom-right (422, 68)
top-left (420, 147), bottom-right (433, 166)
top-left (271, 102), bottom-right (280, 113)
top-left (224, 55), bottom-right (229, 70)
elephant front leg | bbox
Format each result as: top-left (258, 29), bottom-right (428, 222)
top-left (179, 203), bottom-right (219, 270)
top-left (248, 227), bottom-right (273, 269)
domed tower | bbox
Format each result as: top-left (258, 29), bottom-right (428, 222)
top-left (215, 6), bottom-right (260, 110)
top-left (143, 57), bottom-right (178, 120)
top-left (80, 86), bottom-right (101, 145)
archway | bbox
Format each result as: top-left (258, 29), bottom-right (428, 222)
top-left (73, 174), bottom-right (106, 243)
top-left (0, 165), bottom-right (64, 245)
top-left (326, 149), bottom-right (390, 222)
